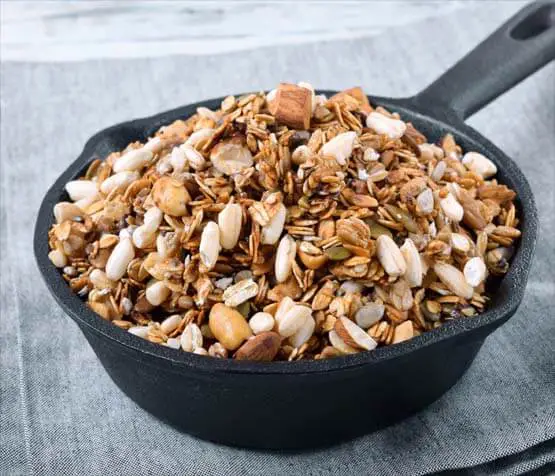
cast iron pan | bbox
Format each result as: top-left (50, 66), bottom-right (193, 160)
top-left (34, 2), bottom-right (554, 449)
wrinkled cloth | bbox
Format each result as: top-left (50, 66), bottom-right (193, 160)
top-left (1, 2), bottom-right (554, 475)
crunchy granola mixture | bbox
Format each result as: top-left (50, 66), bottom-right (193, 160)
top-left (47, 83), bottom-right (520, 361)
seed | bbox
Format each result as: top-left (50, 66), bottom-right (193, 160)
top-left (440, 193), bottom-right (464, 222)
top-left (416, 188), bottom-right (434, 215)
top-left (113, 148), bottom-right (152, 173)
top-left (249, 312), bottom-right (275, 335)
top-left (321, 131), bottom-right (357, 165)
top-left (275, 235), bottom-right (297, 283)
top-left (181, 323), bottom-right (203, 352)
top-left (199, 221), bottom-right (221, 270)
top-left (393, 321), bottom-right (414, 344)
top-left (223, 278), bottom-right (259, 307)
top-left (105, 238), bottom-right (135, 281)
top-left (376, 235), bottom-right (406, 277)
top-left (53, 202), bottom-right (83, 224)
top-left (48, 249), bottom-right (67, 268)
top-left (462, 152), bottom-right (497, 178)
top-left (277, 304), bottom-right (311, 337)
top-left (328, 329), bottom-right (357, 354)
top-left (325, 246), bottom-right (351, 261)
top-left (209, 303), bottom-right (252, 350)
top-left (218, 203), bottom-right (242, 249)
top-left (289, 315), bottom-right (315, 348)
top-left (160, 314), bottom-right (182, 334)
top-left (401, 238), bottom-right (422, 287)
top-left (210, 138), bottom-right (253, 175)
top-left (65, 180), bottom-right (98, 201)
top-left (261, 203), bottom-right (287, 245)
top-left (464, 257), bottom-right (487, 287)
top-left (355, 303), bottom-right (385, 329)
top-left (145, 280), bottom-right (170, 306)
top-left (100, 171), bottom-right (139, 195)
top-left (335, 316), bottom-right (377, 351)
top-left (433, 262), bottom-right (474, 299)
top-left (366, 112), bottom-right (406, 139)
top-left (128, 326), bottom-right (149, 339)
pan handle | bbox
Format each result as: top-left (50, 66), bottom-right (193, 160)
top-left (412, 1), bottom-right (555, 122)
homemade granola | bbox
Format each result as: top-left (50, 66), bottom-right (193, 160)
top-left (47, 83), bottom-right (521, 361)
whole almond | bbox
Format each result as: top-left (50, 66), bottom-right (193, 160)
top-left (234, 332), bottom-right (281, 361)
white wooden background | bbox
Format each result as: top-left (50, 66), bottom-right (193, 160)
top-left (1, 1), bottom-right (470, 62)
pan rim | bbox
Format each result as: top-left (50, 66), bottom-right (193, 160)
top-left (33, 91), bottom-right (538, 375)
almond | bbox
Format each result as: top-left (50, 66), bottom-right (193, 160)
top-left (334, 316), bottom-right (377, 351)
top-left (270, 83), bottom-right (312, 130)
top-left (234, 332), bottom-right (281, 361)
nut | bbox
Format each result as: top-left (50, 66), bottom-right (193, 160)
top-left (400, 238), bottom-right (422, 287)
top-left (277, 304), bottom-right (311, 337)
top-left (355, 303), bottom-right (384, 329)
top-left (105, 237), bottom-right (135, 281)
top-left (234, 332), bottom-right (281, 361)
top-left (393, 321), bottom-right (414, 344)
top-left (462, 152), bottom-right (497, 178)
top-left (209, 303), bottom-right (252, 350)
top-left (376, 235), bottom-right (407, 277)
top-left (464, 257), bottom-right (487, 287)
top-left (199, 221), bottom-right (221, 270)
top-left (249, 312), bottom-right (275, 335)
top-left (275, 234), bottom-right (297, 283)
top-left (440, 193), bottom-right (464, 222)
top-left (65, 180), bottom-right (98, 201)
top-left (152, 176), bottom-right (190, 216)
top-left (210, 138), bottom-right (254, 175)
top-left (181, 323), bottom-right (203, 352)
top-left (321, 131), bottom-right (357, 166)
top-left (366, 112), bottom-right (406, 139)
top-left (433, 262), bottom-right (474, 299)
top-left (218, 203), bottom-right (242, 250)
top-left (334, 316), bottom-right (377, 351)
top-left (223, 278), bottom-right (259, 307)
top-left (260, 203), bottom-right (286, 245)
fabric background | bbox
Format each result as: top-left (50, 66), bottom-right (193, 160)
top-left (1, 2), bottom-right (554, 475)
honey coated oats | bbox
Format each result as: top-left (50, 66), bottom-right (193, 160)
top-left (47, 83), bottom-right (520, 361)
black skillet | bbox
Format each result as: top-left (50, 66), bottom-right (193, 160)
top-left (34, 2), bottom-right (555, 449)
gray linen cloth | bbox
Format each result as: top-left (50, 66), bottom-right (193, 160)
top-left (1, 2), bottom-right (554, 475)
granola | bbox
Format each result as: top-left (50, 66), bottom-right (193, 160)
top-left (47, 82), bottom-right (521, 361)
